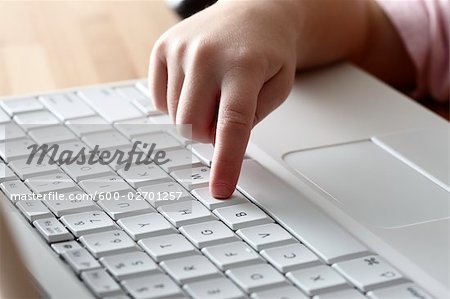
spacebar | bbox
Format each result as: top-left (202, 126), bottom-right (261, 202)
top-left (237, 160), bottom-right (369, 264)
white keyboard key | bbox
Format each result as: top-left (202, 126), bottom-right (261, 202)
top-left (226, 264), bottom-right (288, 293)
top-left (25, 171), bottom-right (78, 194)
top-left (0, 107), bottom-right (10, 123)
top-left (0, 137), bottom-right (35, 162)
top-left (158, 200), bottom-right (215, 227)
top-left (122, 274), bottom-right (182, 299)
top-left (114, 118), bottom-right (162, 139)
top-left (115, 85), bottom-right (145, 102)
top-left (33, 217), bottom-right (74, 243)
top-left (161, 255), bottom-right (221, 284)
top-left (79, 175), bottom-right (132, 198)
top-left (62, 248), bottom-right (101, 273)
top-left (81, 268), bottom-right (123, 297)
top-left (51, 240), bottom-right (82, 254)
top-left (43, 192), bottom-right (100, 216)
top-left (238, 160), bottom-right (370, 264)
top-left (14, 110), bottom-right (59, 131)
top-left (333, 255), bottom-right (406, 292)
top-left (171, 166), bottom-right (210, 190)
top-left (0, 180), bottom-right (32, 201)
top-left (366, 283), bottom-right (433, 299)
top-left (1, 97), bottom-right (43, 115)
top-left (79, 88), bottom-right (143, 122)
top-left (190, 143), bottom-right (214, 166)
top-left (184, 277), bottom-right (246, 299)
top-left (16, 200), bottom-right (53, 221)
top-left (132, 98), bottom-right (159, 115)
top-left (0, 163), bottom-right (18, 182)
top-left (62, 159), bottom-right (114, 182)
top-left (135, 81), bottom-right (150, 97)
top-left (0, 122), bottom-right (25, 141)
top-left (314, 288), bottom-right (366, 299)
top-left (100, 251), bottom-right (160, 280)
top-left (251, 286), bottom-right (309, 299)
top-left (138, 234), bottom-right (199, 262)
top-left (8, 158), bottom-right (60, 180)
top-left (286, 265), bottom-right (349, 296)
top-left (118, 213), bottom-right (176, 240)
top-left (80, 230), bottom-right (137, 258)
top-left (159, 148), bottom-right (202, 172)
top-left (118, 164), bottom-right (170, 188)
top-left (180, 220), bottom-right (238, 248)
top-left (134, 132), bottom-right (182, 151)
top-left (82, 130), bottom-right (130, 150)
top-left (213, 203), bottom-right (273, 230)
top-left (60, 211), bottom-right (117, 237)
top-left (236, 223), bottom-right (296, 251)
top-left (192, 188), bottom-right (248, 210)
top-left (138, 181), bottom-right (192, 208)
top-left (40, 93), bottom-right (95, 121)
top-left (260, 243), bottom-right (321, 273)
top-left (202, 242), bottom-right (263, 271)
top-left (65, 116), bottom-right (111, 136)
top-left (28, 125), bottom-right (77, 144)
top-left (98, 198), bottom-right (156, 220)
top-left (168, 128), bottom-right (193, 146)
top-left (148, 114), bottom-right (171, 125)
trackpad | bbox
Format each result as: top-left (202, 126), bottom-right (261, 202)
top-left (284, 141), bottom-right (449, 228)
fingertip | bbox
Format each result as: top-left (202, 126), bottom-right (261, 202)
top-left (210, 182), bottom-right (233, 199)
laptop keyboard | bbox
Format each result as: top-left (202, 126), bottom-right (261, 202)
top-left (0, 81), bottom-right (433, 299)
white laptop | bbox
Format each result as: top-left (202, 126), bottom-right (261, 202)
top-left (0, 63), bottom-right (448, 299)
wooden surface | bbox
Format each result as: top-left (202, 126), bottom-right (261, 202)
top-left (0, 1), bottom-right (447, 119)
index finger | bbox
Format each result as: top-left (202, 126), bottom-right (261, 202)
top-left (210, 68), bottom-right (264, 198)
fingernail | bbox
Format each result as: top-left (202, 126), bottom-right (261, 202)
top-left (212, 184), bottom-right (232, 199)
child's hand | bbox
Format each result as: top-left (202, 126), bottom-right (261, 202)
top-left (148, 1), bottom-right (298, 198)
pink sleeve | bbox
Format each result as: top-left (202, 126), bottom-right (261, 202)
top-left (376, 0), bottom-right (449, 102)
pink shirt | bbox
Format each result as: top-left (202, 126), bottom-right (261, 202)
top-left (377, 0), bottom-right (449, 102)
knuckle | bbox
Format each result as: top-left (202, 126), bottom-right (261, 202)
top-left (219, 106), bottom-right (252, 131)
top-left (168, 39), bottom-right (188, 61)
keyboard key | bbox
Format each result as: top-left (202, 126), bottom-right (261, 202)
top-left (61, 159), bottom-right (114, 182)
top-left (0, 97), bottom-right (43, 115)
top-left (16, 200), bottom-right (53, 221)
top-left (82, 130), bottom-right (130, 150)
top-left (81, 268), bottom-right (123, 297)
top-left (79, 175), bottom-right (132, 197)
top-left (118, 213), bottom-right (176, 240)
top-left (179, 220), bottom-right (239, 248)
top-left (98, 198), bottom-right (156, 220)
top-left (28, 125), bottom-right (77, 144)
top-left (159, 148), bottom-right (202, 172)
top-left (60, 211), bottom-right (117, 237)
top-left (122, 274), bottom-right (183, 299)
top-left (114, 118), bottom-right (162, 138)
top-left (260, 243), bottom-right (321, 273)
top-left (43, 191), bottom-right (100, 216)
top-left (213, 203), bottom-right (273, 230)
top-left (100, 251), bottom-right (160, 280)
top-left (8, 158), bottom-right (60, 180)
top-left (0, 107), bottom-right (10, 123)
top-left (0, 137), bottom-right (35, 162)
top-left (134, 132), bottom-right (182, 151)
top-left (0, 163), bottom-right (18, 182)
top-left (65, 116), bottom-right (111, 136)
top-left (132, 98), bottom-right (159, 115)
top-left (189, 143), bottom-right (214, 167)
top-left (366, 283), bottom-right (433, 299)
top-left (13, 110), bottom-right (59, 131)
top-left (118, 164), bottom-right (170, 188)
top-left (62, 248), bottom-right (101, 273)
top-left (160, 255), bottom-right (222, 284)
top-left (332, 255), bottom-right (406, 292)
top-left (138, 234), bottom-right (199, 262)
top-left (40, 93), bottom-right (95, 121)
top-left (286, 265), bottom-right (349, 296)
top-left (183, 277), bottom-right (246, 299)
top-left (79, 230), bottom-right (137, 258)
top-left (236, 223), bottom-right (297, 251)
top-left (115, 85), bottom-right (147, 102)
top-left (192, 188), bottom-right (248, 210)
top-left (226, 264), bottom-right (288, 293)
top-left (148, 114), bottom-right (171, 125)
top-left (158, 200), bottom-right (215, 227)
top-left (138, 181), bottom-right (192, 208)
top-left (25, 171), bottom-right (78, 194)
top-left (0, 180), bottom-right (32, 201)
top-left (171, 166), bottom-right (211, 190)
top-left (314, 288), bottom-right (366, 299)
top-left (33, 217), bottom-right (74, 243)
top-left (79, 88), bottom-right (143, 122)
top-left (51, 240), bottom-right (82, 254)
top-left (202, 242), bottom-right (263, 271)
top-left (0, 123), bottom-right (26, 141)
top-left (251, 286), bottom-right (309, 299)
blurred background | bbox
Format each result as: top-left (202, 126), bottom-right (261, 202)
top-left (0, 0), bottom-right (447, 119)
